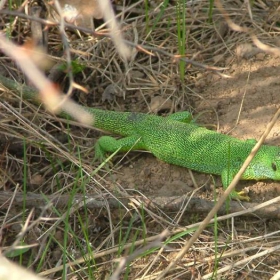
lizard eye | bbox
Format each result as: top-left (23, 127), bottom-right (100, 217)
top-left (272, 162), bottom-right (277, 171)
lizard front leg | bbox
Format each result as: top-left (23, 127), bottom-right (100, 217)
top-left (221, 169), bottom-right (250, 201)
top-left (94, 135), bottom-right (146, 161)
top-left (166, 111), bottom-right (205, 126)
top-left (166, 111), bottom-right (193, 123)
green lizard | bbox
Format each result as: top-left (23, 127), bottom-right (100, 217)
top-left (1, 74), bottom-right (280, 200)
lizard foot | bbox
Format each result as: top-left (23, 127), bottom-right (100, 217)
top-left (231, 190), bottom-right (250, 202)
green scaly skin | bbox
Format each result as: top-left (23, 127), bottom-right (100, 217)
top-left (1, 74), bottom-right (280, 200)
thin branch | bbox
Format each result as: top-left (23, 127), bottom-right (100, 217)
top-left (1, 190), bottom-right (280, 219)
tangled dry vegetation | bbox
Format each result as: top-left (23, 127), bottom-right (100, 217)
top-left (2, 0), bottom-right (280, 279)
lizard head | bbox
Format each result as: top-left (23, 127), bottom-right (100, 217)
top-left (248, 146), bottom-right (280, 181)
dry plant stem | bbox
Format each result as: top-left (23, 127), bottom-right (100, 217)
top-left (0, 97), bottom-right (124, 210)
top-left (158, 106), bottom-right (280, 278)
top-left (0, 33), bottom-right (60, 113)
top-left (38, 231), bottom-right (168, 277)
top-left (202, 243), bottom-right (280, 279)
top-left (53, 0), bottom-right (75, 97)
top-left (0, 184), bottom-right (19, 236)
top-left (37, 195), bottom-right (280, 277)
top-left (2, 191), bottom-right (280, 220)
top-left (0, 255), bottom-right (45, 280)
top-left (0, 10), bottom-right (227, 76)
top-left (110, 230), bottom-right (168, 280)
top-left (271, 271), bottom-right (280, 280)
top-left (97, 0), bottom-right (131, 60)
top-left (4, 3), bottom-right (280, 59)
top-left (215, 0), bottom-right (280, 56)
top-left (0, 34), bottom-right (92, 124)
top-left (3, 203), bottom-right (52, 257)
top-left (30, 6), bottom-right (46, 49)
top-left (131, 240), bottom-right (280, 279)
top-left (0, 0), bottom-right (6, 10)
top-left (2, 192), bottom-right (280, 277)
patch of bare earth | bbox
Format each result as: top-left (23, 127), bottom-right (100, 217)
top-left (1, 0), bottom-right (280, 279)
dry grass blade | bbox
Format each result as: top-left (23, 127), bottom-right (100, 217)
top-left (0, 255), bottom-right (45, 280)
